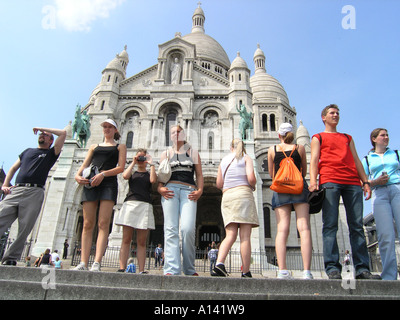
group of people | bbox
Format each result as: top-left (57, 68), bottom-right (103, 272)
top-left (265, 104), bottom-right (395, 281)
top-left (0, 103), bottom-right (399, 280)
top-left (31, 249), bottom-right (63, 269)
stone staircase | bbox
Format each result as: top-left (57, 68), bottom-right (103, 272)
top-left (0, 265), bottom-right (399, 300)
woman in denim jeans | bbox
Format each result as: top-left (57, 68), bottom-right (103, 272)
top-left (362, 128), bottom-right (400, 280)
top-left (157, 125), bottom-right (203, 275)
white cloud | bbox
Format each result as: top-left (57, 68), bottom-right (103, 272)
top-left (55, 0), bottom-right (125, 32)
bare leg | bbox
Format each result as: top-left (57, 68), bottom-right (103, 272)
top-left (216, 223), bottom-right (239, 264)
top-left (119, 226), bottom-right (134, 270)
top-left (294, 203), bottom-right (312, 271)
top-left (80, 201), bottom-right (98, 266)
top-left (136, 229), bottom-right (149, 272)
top-left (275, 204), bottom-right (291, 270)
top-left (239, 224), bottom-right (252, 273)
top-left (94, 200), bottom-right (114, 263)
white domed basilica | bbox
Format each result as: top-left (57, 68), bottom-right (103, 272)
top-left (21, 4), bottom-right (355, 268)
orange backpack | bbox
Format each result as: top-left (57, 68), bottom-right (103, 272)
top-left (270, 145), bottom-right (303, 194)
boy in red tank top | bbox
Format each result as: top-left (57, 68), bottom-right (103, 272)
top-left (309, 104), bottom-right (380, 280)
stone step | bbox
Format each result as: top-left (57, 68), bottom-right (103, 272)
top-left (0, 266), bottom-right (399, 300)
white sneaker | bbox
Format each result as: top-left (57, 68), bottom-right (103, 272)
top-left (73, 262), bottom-right (87, 271)
top-left (90, 262), bottom-right (101, 272)
top-left (303, 270), bottom-right (314, 280)
top-left (277, 270), bottom-right (293, 279)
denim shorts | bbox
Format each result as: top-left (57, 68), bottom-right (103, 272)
top-left (271, 180), bottom-right (309, 210)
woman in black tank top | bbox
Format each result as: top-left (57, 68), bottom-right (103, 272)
top-left (157, 125), bottom-right (204, 275)
top-left (74, 119), bottom-right (127, 271)
top-left (116, 148), bottom-right (157, 274)
top-left (267, 123), bottom-right (313, 279)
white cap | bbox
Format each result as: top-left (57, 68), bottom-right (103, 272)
top-left (278, 123), bottom-right (293, 136)
top-left (101, 119), bottom-right (118, 129)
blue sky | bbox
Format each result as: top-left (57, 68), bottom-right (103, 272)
top-left (1, 0), bottom-right (399, 215)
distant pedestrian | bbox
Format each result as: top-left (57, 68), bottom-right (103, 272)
top-left (126, 258), bottom-right (136, 273)
top-left (63, 239), bottom-right (69, 259)
top-left (51, 249), bottom-right (59, 264)
top-left (38, 249), bottom-right (52, 267)
top-left (207, 243), bottom-right (218, 275)
top-left (155, 244), bottom-right (163, 268)
top-left (54, 257), bottom-right (63, 269)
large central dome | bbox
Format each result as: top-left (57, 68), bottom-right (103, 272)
top-left (182, 4), bottom-right (230, 69)
top-left (182, 33), bottom-right (231, 69)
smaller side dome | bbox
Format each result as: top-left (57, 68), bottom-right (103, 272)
top-left (230, 52), bottom-right (248, 69)
top-left (103, 46), bottom-right (129, 77)
top-left (296, 120), bottom-right (311, 149)
top-left (253, 44), bottom-right (266, 74)
top-left (119, 45), bottom-right (129, 62)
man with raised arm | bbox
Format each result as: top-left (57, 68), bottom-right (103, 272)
top-left (0, 127), bottom-right (66, 265)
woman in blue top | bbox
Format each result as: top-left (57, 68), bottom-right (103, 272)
top-left (362, 128), bottom-right (400, 280)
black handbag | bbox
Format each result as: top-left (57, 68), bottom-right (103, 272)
top-left (307, 187), bottom-right (327, 214)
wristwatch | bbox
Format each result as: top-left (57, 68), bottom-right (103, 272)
top-left (362, 181), bottom-right (371, 186)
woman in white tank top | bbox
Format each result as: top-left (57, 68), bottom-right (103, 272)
top-left (212, 138), bottom-right (259, 278)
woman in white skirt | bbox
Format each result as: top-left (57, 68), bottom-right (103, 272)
top-left (115, 148), bottom-right (157, 273)
top-left (213, 139), bottom-right (259, 277)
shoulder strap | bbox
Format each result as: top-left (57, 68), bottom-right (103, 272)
top-left (278, 145), bottom-right (296, 158)
top-left (223, 156), bottom-right (236, 180)
top-left (166, 147), bottom-right (172, 160)
top-left (395, 150), bottom-right (399, 162)
top-left (317, 133), bottom-right (322, 145)
top-left (364, 155), bottom-right (370, 174)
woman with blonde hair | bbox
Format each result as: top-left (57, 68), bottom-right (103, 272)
top-left (157, 125), bottom-right (203, 276)
top-left (267, 123), bottom-right (312, 279)
top-left (213, 138), bottom-right (259, 278)
top-left (74, 119), bottom-right (126, 271)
